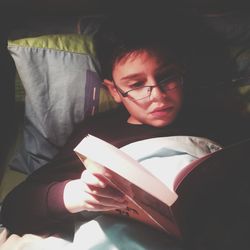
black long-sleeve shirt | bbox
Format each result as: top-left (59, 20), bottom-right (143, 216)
top-left (1, 106), bottom-right (250, 235)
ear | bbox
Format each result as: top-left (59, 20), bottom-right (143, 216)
top-left (103, 79), bottom-right (122, 103)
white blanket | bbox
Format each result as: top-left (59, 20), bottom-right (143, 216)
top-left (0, 216), bottom-right (184, 250)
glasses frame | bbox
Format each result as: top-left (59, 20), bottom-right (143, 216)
top-left (113, 74), bottom-right (183, 101)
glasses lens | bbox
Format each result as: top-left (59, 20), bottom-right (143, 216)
top-left (128, 86), bottom-right (151, 100)
top-left (126, 75), bottom-right (183, 101)
top-left (159, 75), bottom-right (182, 91)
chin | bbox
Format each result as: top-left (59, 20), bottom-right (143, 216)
top-left (150, 113), bottom-right (177, 127)
top-left (150, 119), bottom-right (174, 127)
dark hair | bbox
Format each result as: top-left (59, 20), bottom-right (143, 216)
top-left (94, 11), bottom-right (188, 80)
top-left (94, 9), bottom-right (234, 89)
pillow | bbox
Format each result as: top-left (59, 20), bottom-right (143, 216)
top-left (8, 34), bottom-right (117, 174)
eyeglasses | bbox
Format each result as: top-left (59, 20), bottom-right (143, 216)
top-left (113, 74), bottom-right (183, 101)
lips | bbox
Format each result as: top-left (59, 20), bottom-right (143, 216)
top-left (150, 106), bottom-right (174, 116)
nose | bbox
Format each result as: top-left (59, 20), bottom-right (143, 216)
top-left (149, 85), bottom-right (167, 101)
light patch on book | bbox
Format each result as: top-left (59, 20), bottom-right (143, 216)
top-left (92, 87), bottom-right (96, 101)
top-left (91, 106), bottom-right (95, 116)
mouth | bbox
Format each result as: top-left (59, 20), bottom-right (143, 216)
top-left (150, 106), bottom-right (174, 116)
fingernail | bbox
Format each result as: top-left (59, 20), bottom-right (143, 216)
top-left (99, 181), bottom-right (106, 188)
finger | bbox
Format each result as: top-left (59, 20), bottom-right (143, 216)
top-left (82, 192), bottom-right (128, 211)
top-left (86, 184), bottom-right (126, 202)
top-left (83, 203), bottom-right (126, 212)
top-left (83, 158), bottom-right (113, 179)
top-left (81, 170), bottom-right (106, 188)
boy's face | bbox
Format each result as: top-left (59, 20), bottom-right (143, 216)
top-left (104, 51), bottom-right (183, 127)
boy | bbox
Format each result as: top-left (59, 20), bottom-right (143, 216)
top-left (1, 10), bottom-right (249, 249)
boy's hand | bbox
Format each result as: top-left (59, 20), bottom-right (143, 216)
top-left (63, 168), bottom-right (127, 213)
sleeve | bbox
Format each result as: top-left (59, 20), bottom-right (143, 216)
top-left (0, 109), bottom-right (128, 235)
top-left (0, 120), bottom-right (89, 235)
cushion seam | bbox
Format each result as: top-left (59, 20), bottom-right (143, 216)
top-left (7, 45), bottom-right (93, 56)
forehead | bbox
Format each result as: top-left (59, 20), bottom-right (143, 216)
top-left (112, 51), bottom-right (157, 79)
top-left (112, 50), bottom-right (178, 80)
top-left (115, 50), bottom-right (160, 67)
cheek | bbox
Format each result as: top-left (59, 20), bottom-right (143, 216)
top-left (122, 99), bottom-right (149, 117)
top-left (123, 100), bottom-right (141, 113)
top-left (172, 89), bottom-right (183, 108)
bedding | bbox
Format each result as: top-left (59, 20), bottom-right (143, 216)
top-left (7, 31), bottom-right (117, 174)
top-left (0, 217), bottom-right (183, 250)
top-left (0, 213), bottom-right (248, 250)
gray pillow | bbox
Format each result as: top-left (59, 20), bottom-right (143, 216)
top-left (8, 34), bottom-right (116, 174)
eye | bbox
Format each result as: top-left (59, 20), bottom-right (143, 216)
top-left (166, 81), bottom-right (179, 90)
top-left (158, 75), bottom-right (181, 89)
top-left (157, 76), bottom-right (170, 85)
top-left (129, 81), bottom-right (144, 89)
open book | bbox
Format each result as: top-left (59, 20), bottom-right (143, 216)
top-left (74, 135), bottom-right (250, 240)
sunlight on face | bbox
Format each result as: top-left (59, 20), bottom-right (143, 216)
top-left (112, 51), bottom-right (183, 127)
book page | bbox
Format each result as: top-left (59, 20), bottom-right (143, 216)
top-left (120, 136), bottom-right (221, 190)
top-left (74, 134), bottom-right (178, 206)
top-left (76, 153), bottom-right (182, 238)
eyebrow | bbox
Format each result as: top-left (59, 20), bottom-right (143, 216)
top-left (119, 64), bottom-right (182, 82)
top-left (157, 64), bottom-right (181, 74)
top-left (120, 73), bottom-right (144, 82)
